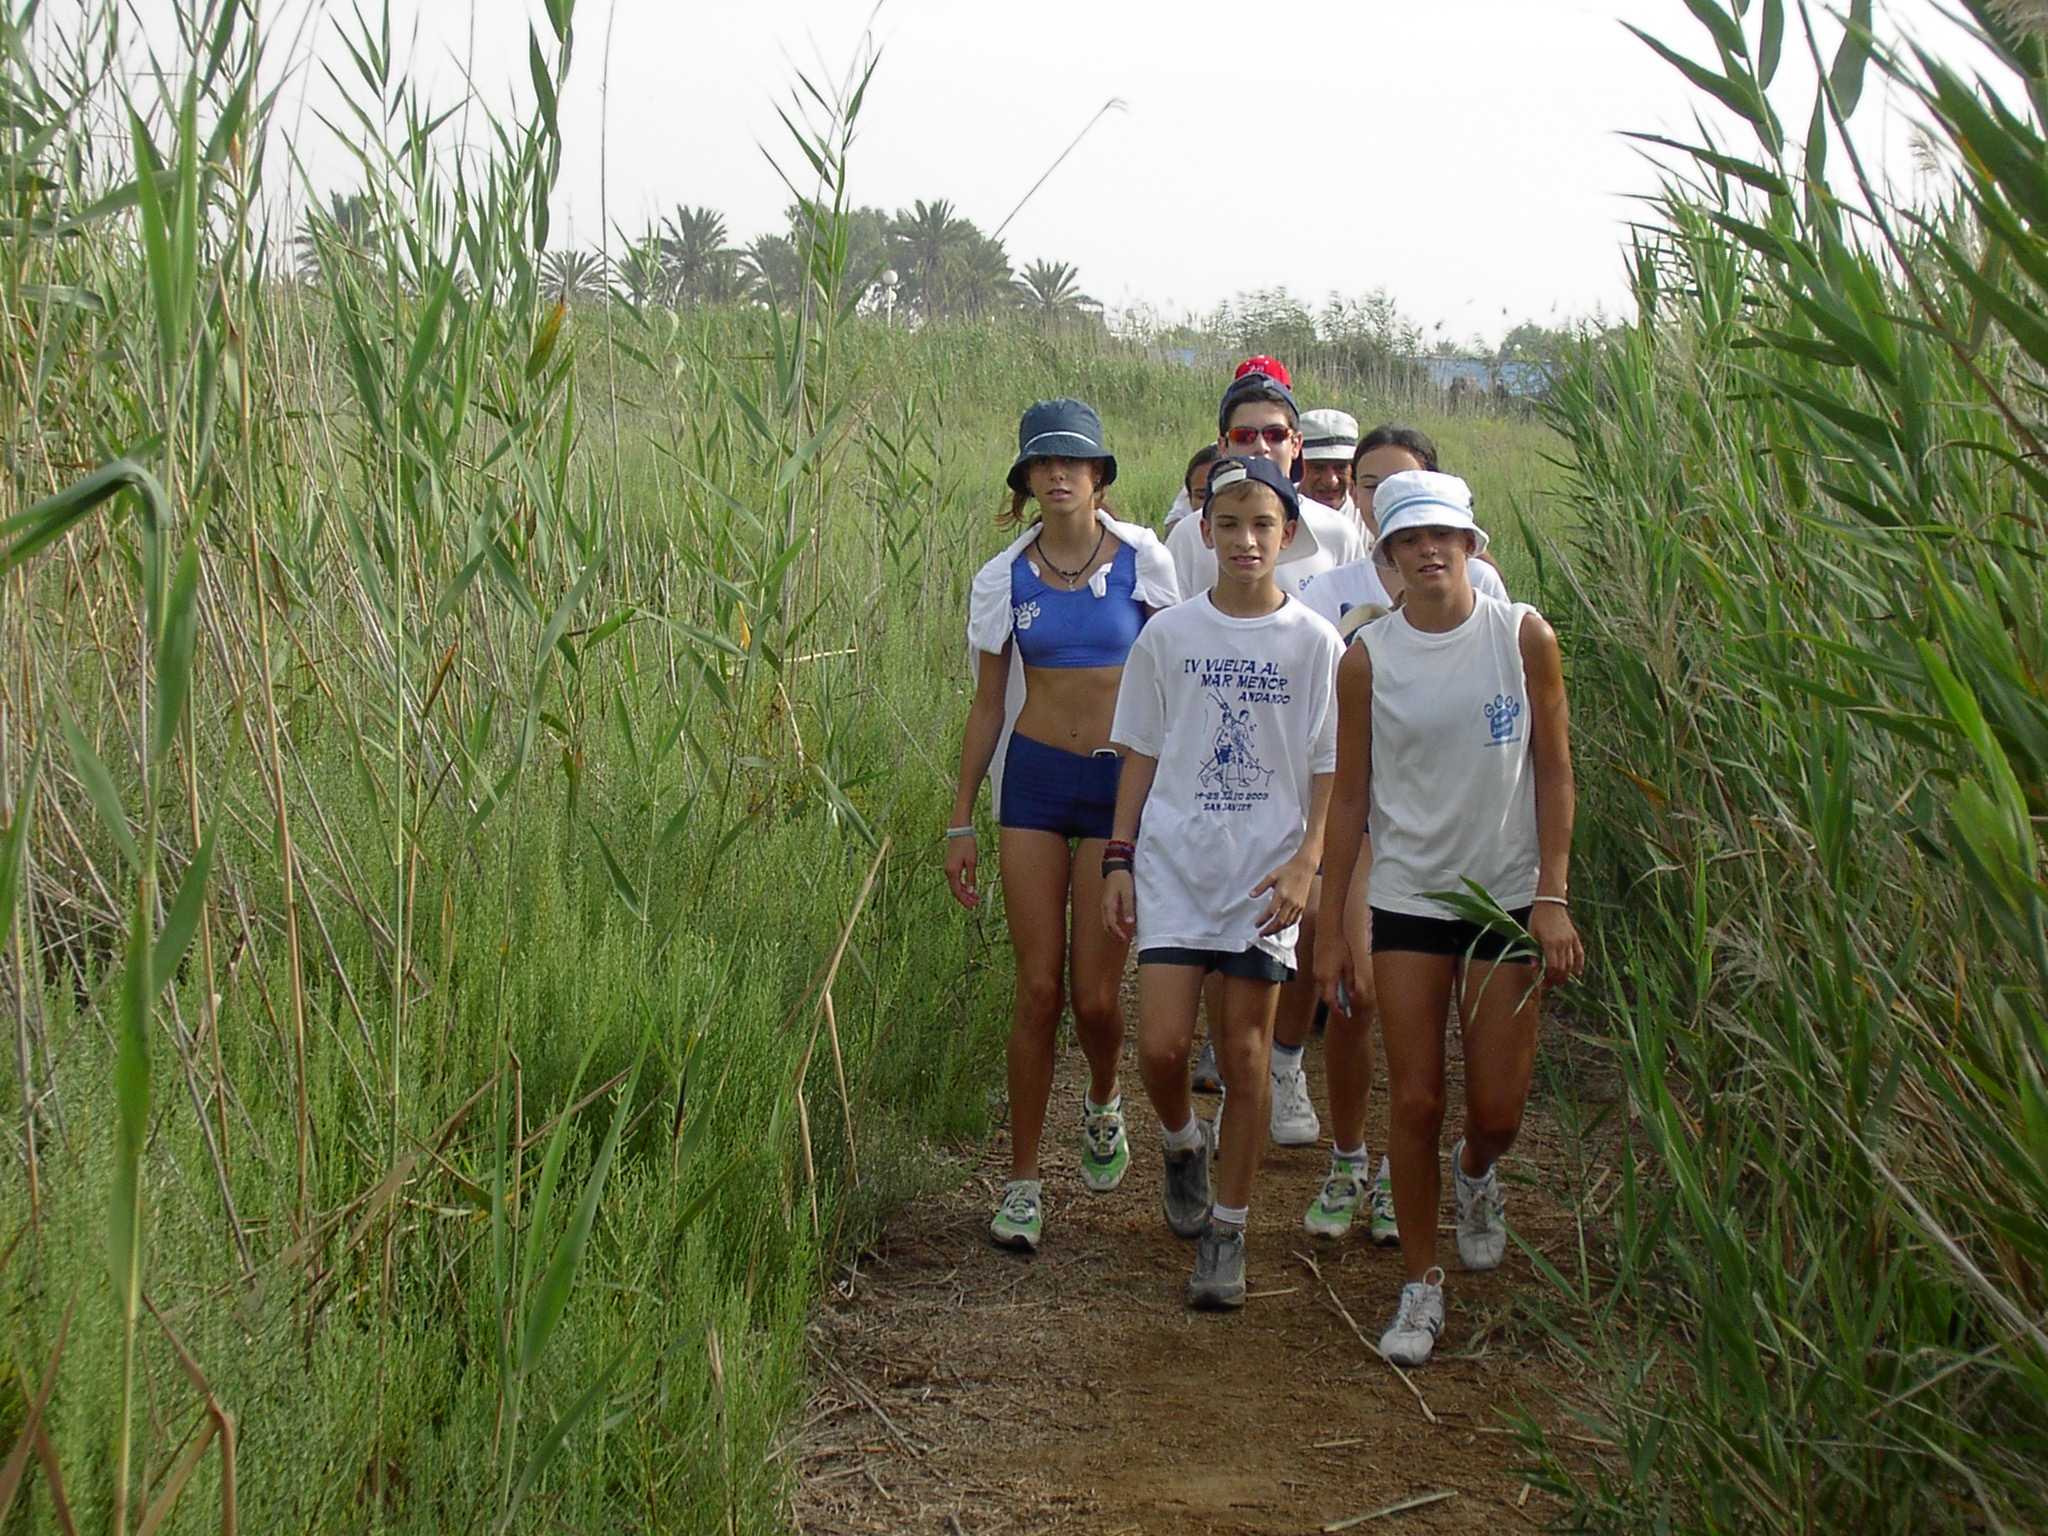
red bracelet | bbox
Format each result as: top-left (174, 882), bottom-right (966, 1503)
top-left (1104, 839), bottom-right (1135, 859)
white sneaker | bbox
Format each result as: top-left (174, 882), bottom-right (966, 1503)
top-left (1378, 1267), bottom-right (1446, 1366)
top-left (1368, 1155), bottom-right (1400, 1246)
top-left (1269, 1063), bottom-right (1320, 1146)
top-left (1451, 1139), bottom-right (1507, 1270)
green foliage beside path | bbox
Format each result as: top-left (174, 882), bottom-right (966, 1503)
top-left (1519, 2), bottom-right (2048, 1529)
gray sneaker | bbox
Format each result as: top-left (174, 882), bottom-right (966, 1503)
top-left (1186, 1222), bottom-right (1248, 1310)
top-left (1191, 1039), bottom-right (1223, 1093)
top-left (1451, 1139), bottom-right (1507, 1270)
top-left (1161, 1122), bottom-right (1213, 1238)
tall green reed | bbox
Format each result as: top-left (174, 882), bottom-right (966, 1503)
top-left (1520, 2), bottom-right (2047, 1529)
top-left (2, 1), bottom-right (1005, 1528)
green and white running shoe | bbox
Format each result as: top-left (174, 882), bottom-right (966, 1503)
top-left (989, 1179), bottom-right (1043, 1252)
top-left (1304, 1155), bottom-right (1369, 1239)
top-left (1368, 1155), bottom-right (1400, 1246)
top-left (1079, 1098), bottom-right (1131, 1192)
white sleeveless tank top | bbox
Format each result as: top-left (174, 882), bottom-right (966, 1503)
top-left (1359, 593), bottom-right (1541, 918)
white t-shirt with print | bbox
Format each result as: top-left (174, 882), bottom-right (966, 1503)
top-left (1300, 555), bottom-right (1508, 638)
top-left (1166, 494), bottom-right (1369, 603)
top-left (1110, 595), bottom-right (1343, 965)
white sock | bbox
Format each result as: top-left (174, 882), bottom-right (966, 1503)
top-left (1162, 1116), bottom-right (1204, 1152)
top-left (1333, 1143), bottom-right (1367, 1166)
top-left (1271, 1041), bottom-right (1304, 1076)
top-left (1211, 1202), bottom-right (1248, 1229)
top-left (1084, 1090), bottom-right (1121, 1115)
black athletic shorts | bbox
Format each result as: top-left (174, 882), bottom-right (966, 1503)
top-left (1138, 946), bottom-right (1295, 983)
top-left (1369, 906), bottom-right (1535, 963)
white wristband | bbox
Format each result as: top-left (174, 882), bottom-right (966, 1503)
top-left (945, 825), bottom-right (977, 839)
top-left (1531, 894), bottom-right (1569, 908)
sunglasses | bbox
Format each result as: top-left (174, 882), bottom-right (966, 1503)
top-left (1225, 424), bottom-right (1294, 447)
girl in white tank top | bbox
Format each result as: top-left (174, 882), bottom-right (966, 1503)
top-left (1359, 592), bottom-right (1541, 918)
top-left (1312, 470), bottom-right (1585, 1370)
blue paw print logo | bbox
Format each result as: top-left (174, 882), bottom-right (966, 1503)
top-left (1014, 600), bottom-right (1041, 631)
top-left (1484, 693), bottom-right (1523, 745)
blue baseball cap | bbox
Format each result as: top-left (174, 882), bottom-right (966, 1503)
top-left (1007, 398), bottom-right (1118, 493)
top-left (1204, 455), bottom-right (1322, 565)
top-left (1205, 454), bottom-right (1298, 519)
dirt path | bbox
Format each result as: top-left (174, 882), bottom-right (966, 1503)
top-left (793, 1003), bottom-right (1608, 1536)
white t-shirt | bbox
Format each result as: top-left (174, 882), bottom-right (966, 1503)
top-left (1300, 555), bottom-right (1509, 639)
top-left (1110, 595), bottom-right (1343, 965)
top-left (1165, 493), bottom-right (1369, 602)
top-left (1163, 486), bottom-right (1195, 532)
top-left (1358, 593), bottom-right (1542, 920)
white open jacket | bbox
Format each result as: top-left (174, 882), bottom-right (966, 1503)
top-left (966, 509), bottom-right (1181, 807)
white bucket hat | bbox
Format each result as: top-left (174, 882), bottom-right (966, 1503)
top-left (1298, 408), bottom-right (1360, 462)
top-left (1372, 470), bottom-right (1490, 563)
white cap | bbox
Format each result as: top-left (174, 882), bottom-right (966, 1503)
top-left (1372, 470), bottom-right (1490, 561)
top-left (1298, 408), bottom-right (1360, 461)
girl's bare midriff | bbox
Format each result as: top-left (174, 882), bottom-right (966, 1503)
top-left (1014, 663), bottom-right (1123, 754)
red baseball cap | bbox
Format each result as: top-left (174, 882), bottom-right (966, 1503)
top-left (1234, 354), bottom-right (1292, 388)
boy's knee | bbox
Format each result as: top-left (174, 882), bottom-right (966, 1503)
top-left (1138, 1030), bottom-right (1190, 1081)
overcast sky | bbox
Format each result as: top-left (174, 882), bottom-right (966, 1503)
top-left (128, 0), bottom-right (2003, 346)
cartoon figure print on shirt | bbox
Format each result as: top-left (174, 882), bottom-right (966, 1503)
top-left (1200, 692), bottom-right (1273, 795)
top-left (1484, 691), bottom-right (1523, 746)
top-left (1187, 658), bottom-right (1292, 810)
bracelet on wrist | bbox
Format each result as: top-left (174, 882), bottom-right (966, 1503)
top-left (946, 825), bottom-right (977, 840)
top-left (1103, 839), bottom-right (1135, 858)
top-left (1531, 894), bottom-right (1569, 908)
top-left (1101, 857), bottom-right (1133, 877)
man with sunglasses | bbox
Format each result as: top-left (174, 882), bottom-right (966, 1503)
top-left (1166, 371), bottom-right (1368, 600)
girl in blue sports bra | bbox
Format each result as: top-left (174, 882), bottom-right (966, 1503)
top-left (947, 398), bottom-right (1179, 1254)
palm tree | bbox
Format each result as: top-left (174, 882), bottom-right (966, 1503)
top-left (540, 248), bottom-right (610, 302)
top-left (295, 190), bottom-right (375, 283)
top-left (943, 229), bottom-right (1015, 321)
top-left (888, 199), bottom-right (971, 318)
top-left (660, 204), bottom-right (749, 306)
top-left (1015, 259), bottom-right (1098, 325)
top-left (744, 233), bottom-right (804, 306)
top-left (614, 229), bottom-right (673, 307)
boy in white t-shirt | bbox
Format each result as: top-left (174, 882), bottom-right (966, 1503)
top-left (1103, 456), bottom-right (1342, 1309)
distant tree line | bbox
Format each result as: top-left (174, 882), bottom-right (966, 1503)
top-left (514, 197), bottom-right (1100, 328)
top-left (297, 187), bottom-right (1600, 368)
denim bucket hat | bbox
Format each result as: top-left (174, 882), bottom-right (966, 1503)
top-left (1008, 398), bottom-right (1118, 493)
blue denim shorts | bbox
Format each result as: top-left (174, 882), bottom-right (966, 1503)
top-left (998, 733), bottom-right (1120, 841)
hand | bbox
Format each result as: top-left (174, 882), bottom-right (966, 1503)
top-left (1103, 868), bottom-right (1136, 943)
top-left (945, 833), bottom-right (979, 909)
top-left (1250, 855), bottom-right (1314, 938)
top-left (1529, 902), bottom-right (1584, 986)
top-left (1316, 928), bottom-right (1373, 1018)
